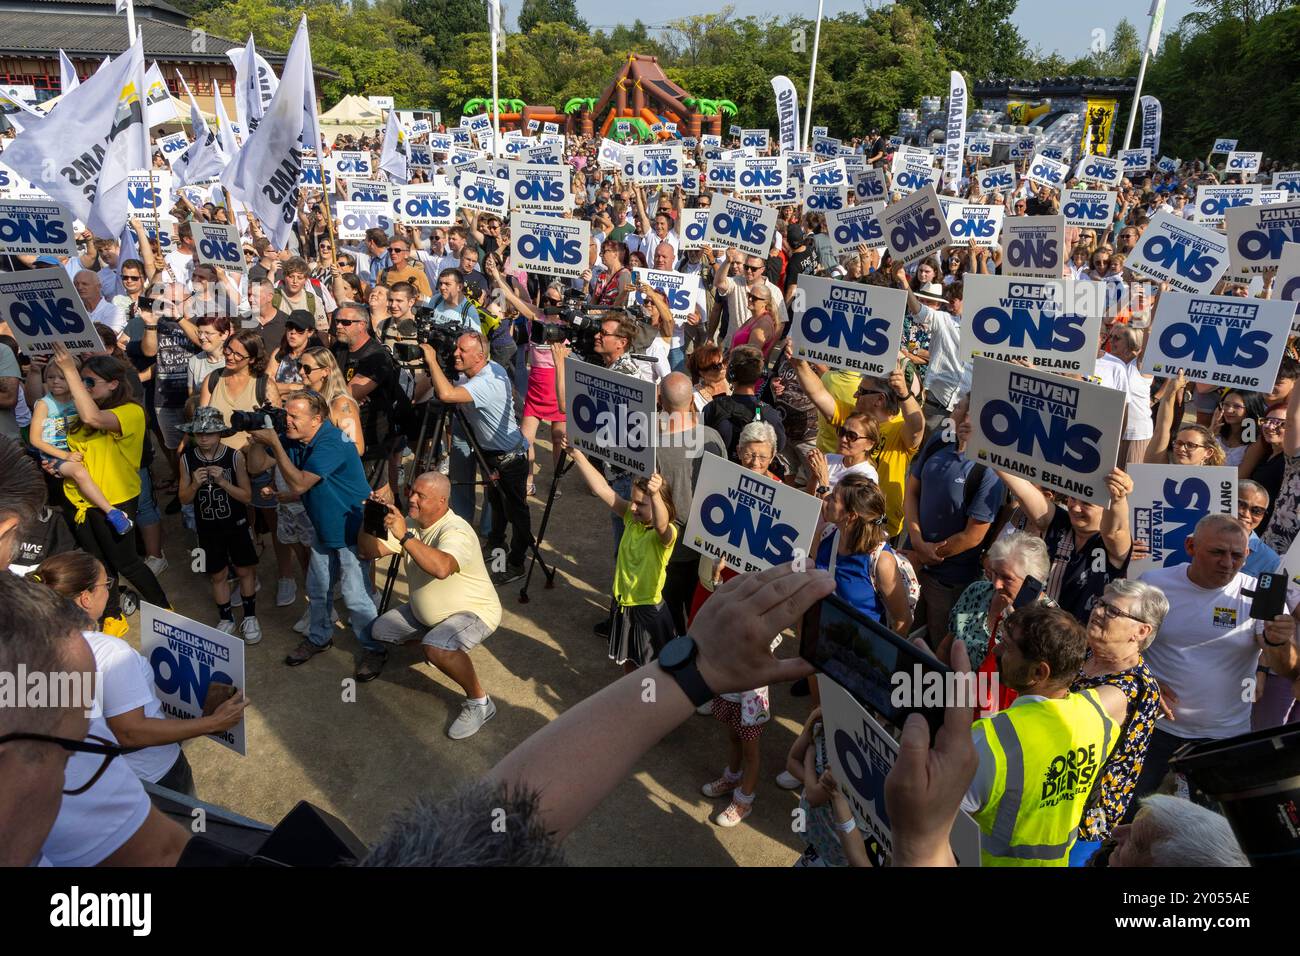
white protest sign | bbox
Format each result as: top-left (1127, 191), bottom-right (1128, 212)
top-left (891, 145), bottom-right (931, 177)
top-left (805, 159), bottom-right (846, 189)
top-left (368, 95), bottom-right (394, 111)
top-left (1226, 151), bottom-right (1262, 177)
top-left (345, 178), bottom-right (392, 204)
top-left (1077, 153), bottom-right (1121, 187)
top-left (680, 167), bottom-right (701, 196)
top-left (684, 453), bottom-right (821, 573)
top-left (1275, 242), bottom-right (1300, 332)
top-left (1157, 155), bottom-right (1179, 174)
top-left (825, 202), bottom-right (885, 258)
top-left (0, 270), bottom-right (98, 357)
top-left (960, 275), bottom-right (1102, 375)
top-left (977, 164), bottom-right (1016, 194)
top-left (598, 138), bottom-right (624, 169)
top-left (893, 159), bottom-right (938, 197)
top-left (1226, 200), bottom-right (1300, 275)
top-left (524, 141), bottom-right (563, 166)
top-left (140, 603), bottom-right (246, 755)
top-left (1212, 138), bottom-right (1238, 155)
top-left (882, 186), bottom-right (951, 266)
top-left (409, 119), bottom-right (432, 137)
top-left (1060, 188), bottom-right (1117, 230)
top-left (194, 221), bottom-right (245, 274)
top-left (511, 213), bottom-right (589, 279)
top-left (1127, 465), bottom-right (1237, 579)
top-left (408, 144), bottom-right (432, 171)
top-left (789, 275), bottom-right (906, 376)
top-left (966, 357), bottom-right (1123, 505)
top-left (144, 215), bottom-right (176, 255)
top-left (458, 172), bottom-right (509, 216)
top-left (705, 161), bottom-right (736, 191)
top-left (736, 156), bottom-right (788, 198)
top-left (543, 121), bottom-right (559, 135)
top-left (943, 203), bottom-right (1004, 249)
top-left (1194, 185), bottom-right (1261, 227)
top-left (562, 358), bottom-right (655, 477)
top-left (429, 131), bottom-right (452, 153)
top-left (703, 195), bottom-right (778, 260)
top-left (741, 129), bottom-right (769, 150)
top-left (333, 150), bottom-right (372, 177)
top-left (632, 143), bottom-right (683, 187)
top-left (1010, 135), bottom-right (1037, 159)
top-left (336, 201), bottom-right (393, 241)
top-left (1000, 215), bottom-right (1066, 279)
top-left (1274, 171), bottom-right (1300, 202)
top-left (0, 199), bottom-right (77, 256)
top-left (1038, 144), bottom-right (1069, 163)
top-left (395, 184), bottom-right (455, 228)
top-left (701, 134), bottom-right (721, 148)
top-left (1025, 154), bottom-right (1068, 191)
top-left (1126, 211), bottom-right (1230, 294)
top-left (811, 125), bottom-right (828, 139)
top-left (508, 162), bottom-right (571, 213)
top-left (967, 135), bottom-right (992, 157)
top-left (804, 185), bottom-right (848, 213)
top-left (820, 677), bottom-right (982, 868)
top-left (1141, 291), bottom-right (1294, 392)
top-left (125, 170), bottom-right (170, 216)
top-left (678, 207), bottom-right (710, 252)
top-left (156, 131), bottom-right (190, 166)
top-left (1117, 148), bottom-right (1152, 175)
top-left (636, 269), bottom-right (703, 323)
top-left (852, 167), bottom-right (887, 204)
top-left (812, 135), bottom-right (842, 159)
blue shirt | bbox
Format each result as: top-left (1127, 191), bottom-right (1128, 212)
top-left (909, 435), bottom-right (1005, 587)
top-left (285, 421), bottom-right (371, 549)
top-left (460, 361), bottom-right (523, 453)
top-left (815, 532), bottom-right (885, 625)
top-left (1243, 531), bottom-right (1281, 578)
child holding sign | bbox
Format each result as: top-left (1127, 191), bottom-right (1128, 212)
top-left (29, 361), bottom-right (135, 536)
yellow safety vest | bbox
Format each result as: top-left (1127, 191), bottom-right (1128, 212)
top-left (971, 690), bottom-right (1118, 866)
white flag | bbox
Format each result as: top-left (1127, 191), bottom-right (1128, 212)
top-left (2, 37), bottom-right (148, 238)
top-left (59, 50), bottom-right (80, 94)
top-left (298, 27), bottom-right (321, 159)
top-left (143, 62), bottom-right (179, 127)
top-left (222, 18), bottom-right (309, 249)
top-left (227, 35), bottom-right (279, 136)
top-left (172, 72), bottom-right (227, 187)
top-left (943, 71), bottom-right (968, 189)
top-left (769, 75), bottom-right (800, 156)
top-left (380, 108), bottom-right (409, 185)
top-left (213, 81), bottom-right (240, 156)
top-left (487, 0), bottom-right (504, 51)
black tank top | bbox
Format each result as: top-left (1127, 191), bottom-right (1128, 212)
top-left (184, 444), bottom-right (244, 530)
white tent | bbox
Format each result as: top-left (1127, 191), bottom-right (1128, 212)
top-left (320, 94), bottom-right (383, 126)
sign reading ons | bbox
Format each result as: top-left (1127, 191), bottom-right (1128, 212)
top-left (881, 186), bottom-right (951, 267)
top-left (790, 275), bottom-right (907, 376)
top-left (0, 269), bottom-right (97, 357)
top-left (1140, 291), bottom-right (1294, 391)
top-left (511, 212), bottom-right (590, 280)
top-left (1000, 215), bottom-right (1065, 279)
top-left (1124, 211), bottom-right (1229, 295)
top-left (0, 198), bottom-right (76, 256)
top-left (959, 276), bottom-right (1102, 375)
top-left (194, 222), bottom-right (245, 274)
top-left (1127, 464), bottom-right (1237, 579)
top-left (703, 195), bottom-right (777, 260)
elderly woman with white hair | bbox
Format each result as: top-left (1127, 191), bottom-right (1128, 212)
top-left (1068, 578), bottom-right (1167, 865)
top-left (1105, 795), bottom-right (1248, 867)
top-left (937, 532), bottom-right (1055, 670)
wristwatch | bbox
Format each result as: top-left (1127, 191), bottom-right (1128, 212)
top-left (657, 635), bottom-right (715, 707)
top-left (400, 530), bottom-right (416, 547)
top-left (816, 484), bottom-right (831, 497)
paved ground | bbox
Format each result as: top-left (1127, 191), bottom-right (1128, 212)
top-left (130, 441), bottom-right (810, 866)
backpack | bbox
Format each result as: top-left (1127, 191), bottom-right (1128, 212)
top-left (706, 395), bottom-right (766, 459)
top-left (205, 369), bottom-right (269, 407)
top-left (870, 543), bottom-right (920, 612)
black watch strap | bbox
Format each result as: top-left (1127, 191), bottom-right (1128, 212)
top-left (667, 658), bottom-right (714, 708)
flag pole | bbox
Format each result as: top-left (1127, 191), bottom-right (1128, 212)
top-left (801, 0), bottom-right (824, 151)
top-left (1122, 0), bottom-right (1165, 150)
top-left (489, 0), bottom-right (501, 155)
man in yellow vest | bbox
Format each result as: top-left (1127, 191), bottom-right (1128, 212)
top-left (962, 606), bottom-right (1127, 866)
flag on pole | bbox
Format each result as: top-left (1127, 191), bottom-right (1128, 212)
top-left (380, 108), bottom-right (409, 185)
top-left (1147, 0), bottom-right (1166, 55)
top-left (172, 72), bottom-right (227, 187)
top-left (2, 36), bottom-right (148, 238)
top-left (227, 35), bottom-right (279, 136)
top-left (769, 75), bottom-right (800, 155)
top-left (298, 25), bottom-right (321, 159)
top-left (59, 50), bottom-right (80, 94)
top-left (487, 0), bottom-right (504, 51)
top-left (222, 17), bottom-right (310, 249)
top-left (943, 71), bottom-right (968, 189)
top-left (212, 81), bottom-right (240, 156)
top-left (143, 62), bottom-right (179, 127)
top-left (1139, 95), bottom-right (1162, 157)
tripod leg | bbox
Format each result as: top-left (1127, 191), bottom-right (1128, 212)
top-left (519, 453), bottom-right (572, 602)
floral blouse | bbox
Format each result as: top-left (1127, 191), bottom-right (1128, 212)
top-left (947, 579), bottom-right (1056, 670)
top-left (1071, 654), bottom-right (1162, 841)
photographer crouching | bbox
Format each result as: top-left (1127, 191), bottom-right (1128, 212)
top-left (423, 331), bottom-right (534, 587)
top-left (358, 472), bottom-right (502, 739)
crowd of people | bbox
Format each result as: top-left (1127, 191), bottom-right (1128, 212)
top-left (0, 105), bottom-right (1297, 869)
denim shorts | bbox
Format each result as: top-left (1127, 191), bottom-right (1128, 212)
top-left (136, 467), bottom-right (160, 527)
top-left (371, 605), bottom-right (493, 652)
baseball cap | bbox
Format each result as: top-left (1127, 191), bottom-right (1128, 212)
top-left (285, 309), bottom-right (315, 331)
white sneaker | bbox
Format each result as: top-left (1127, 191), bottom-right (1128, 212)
top-left (240, 616), bottom-right (263, 645)
top-left (293, 603), bottom-right (339, 634)
top-left (217, 619), bottom-right (238, 635)
top-left (775, 770), bottom-right (802, 790)
top-left (447, 697), bottom-right (496, 739)
top-left (696, 702), bottom-right (714, 716)
top-left (275, 578), bottom-right (297, 607)
top-left (143, 554), bottom-right (168, 576)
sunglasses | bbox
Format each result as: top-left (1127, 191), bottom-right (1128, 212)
top-left (121, 274), bottom-right (142, 281)
top-left (839, 427), bottom-right (870, 442)
top-left (1239, 503), bottom-right (1268, 518)
top-left (699, 361), bottom-right (725, 373)
top-left (334, 319), bottom-right (364, 327)
top-left (856, 387), bottom-right (887, 399)
top-left (81, 377), bottom-right (97, 389)
top-left (743, 264), bottom-right (764, 272)
top-left (299, 362), bottom-right (320, 374)
top-left (1262, 417), bottom-right (1286, 428)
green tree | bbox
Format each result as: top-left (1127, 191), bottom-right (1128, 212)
top-left (900, 0), bottom-right (1028, 79)
top-left (517, 0), bottom-right (588, 35)
top-left (1092, 18), bottom-right (1143, 74)
top-left (401, 0), bottom-right (486, 65)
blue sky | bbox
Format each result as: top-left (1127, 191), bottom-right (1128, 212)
top-left (552, 0), bottom-right (1200, 60)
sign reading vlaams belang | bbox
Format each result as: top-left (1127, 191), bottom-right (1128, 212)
top-left (976, 163), bottom-right (1016, 194)
top-left (1025, 153), bottom-right (1068, 190)
top-left (966, 357), bottom-right (1123, 506)
top-left (507, 162), bottom-right (570, 214)
top-left (0, 199), bottom-right (76, 256)
top-left (1274, 171), bottom-right (1300, 201)
top-left (332, 150), bottom-right (371, 176)
top-left (705, 160), bottom-right (736, 191)
top-left (805, 158), bottom-right (846, 190)
top-left (1127, 465), bottom-right (1237, 579)
top-left (852, 167), bottom-right (887, 203)
top-left (126, 169), bottom-right (171, 215)
top-left (1060, 188), bottom-right (1117, 230)
top-left (562, 357), bottom-right (655, 478)
top-left (140, 603), bottom-right (246, 755)
top-left (680, 167), bottom-right (701, 196)
top-left (943, 203), bottom-right (1004, 249)
top-left (1000, 215), bottom-right (1065, 279)
top-left (790, 275), bottom-right (906, 376)
top-left (892, 158), bottom-right (938, 196)
top-left (959, 276), bottom-right (1102, 375)
top-left (1226, 200), bottom-right (1300, 275)
top-left (825, 202), bottom-right (885, 258)
top-left (194, 222), bottom-right (245, 275)
top-left (336, 201), bottom-right (393, 241)
top-left (882, 186), bottom-right (951, 267)
top-left (407, 144), bottom-right (432, 170)
top-left (457, 172), bottom-right (508, 216)
top-left (1140, 291), bottom-right (1294, 391)
top-left (967, 134), bottom-right (992, 157)
top-left (0, 269), bottom-right (98, 357)
top-left (511, 212), bottom-right (590, 279)
top-left (632, 142), bottom-right (683, 187)
top-left (636, 268), bottom-right (704, 323)
top-left (812, 135), bottom-right (842, 158)
top-left (741, 129), bottom-right (770, 150)
top-left (1117, 147), bottom-right (1152, 175)
top-left (1126, 211), bottom-right (1230, 294)
top-left (1226, 150), bottom-right (1263, 177)
top-left (1194, 184), bottom-right (1260, 227)
top-left (703, 195), bottom-right (777, 260)
top-left (395, 184), bottom-right (455, 228)
top-left (736, 155), bottom-right (788, 198)
top-left (683, 452), bottom-right (821, 573)
top-left (805, 185), bottom-right (847, 213)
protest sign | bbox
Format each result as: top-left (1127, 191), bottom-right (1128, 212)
top-left (1194, 184), bottom-right (1260, 227)
top-left (1117, 148), bottom-right (1151, 175)
top-left (967, 135), bottom-right (992, 157)
top-left (140, 603), bottom-right (246, 755)
top-left (893, 158), bottom-right (938, 196)
top-left (1140, 291), bottom-right (1293, 391)
top-left (976, 164), bottom-right (1016, 194)
top-left (1038, 144), bottom-right (1070, 163)
top-left (736, 156), bottom-right (788, 198)
top-left (429, 132), bottom-right (452, 153)
top-left (156, 131), bottom-right (190, 166)
top-left (525, 141), bottom-right (564, 166)
top-left (408, 144), bottom-right (432, 170)
top-left (701, 134), bottom-right (721, 148)
top-left (194, 221), bottom-right (245, 275)
top-left (1275, 242), bottom-right (1300, 332)
top-left (511, 213), bottom-right (590, 279)
top-left (336, 201), bottom-right (394, 241)
top-left (1126, 211), bottom-right (1230, 294)
top-left (966, 357), bottom-right (1123, 505)
top-left (805, 159), bottom-right (847, 189)
top-left (959, 276), bottom-right (1102, 375)
top-left (943, 203), bottom-right (1004, 249)
top-left (508, 162), bottom-right (570, 213)
top-left (1077, 153), bottom-right (1121, 187)
top-left (598, 138), bottom-right (624, 169)
top-left (333, 150), bottom-right (371, 176)
top-left (741, 129), bottom-right (770, 150)
top-left (0, 270), bottom-right (99, 357)
top-left (789, 275), bottom-right (906, 376)
top-left (1127, 465), bottom-right (1237, 579)
top-left (562, 358), bottom-right (655, 478)
top-left (805, 186), bottom-right (848, 213)
top-left (681, 136), bottom-right (698, 150)
top-left (144, 215), bottom-right (176, 254)
top-left (1157, 155), bottom-right (1178, 174)
top-left (680, 167), bottom-right (701, 196)
top-left (825, 202), bottom-right (886, 258)
top-left (395, 184), bottom-right (455, 228)
top-left (0, 199), bottom-right (76, 256)
top-left (812, 136), bottom-right (842, 158)
top-left (1226, 151), bottom-right (1262, 177)
top-left (1060, 188), bottom-right (1117, 230)
top-left (852, 168), bottom-right (887, 203)
top-left (684, 452), bottom-right (821, 573)
top-left (125, 170), bottom-right (171, 216)
top-left (632, 143), bottom-right (683, 187)
top-left (729, 124), bottom-right (742, 138)
top-left (344, 178), bottom-right (392, 204)
top-left (812, 125), bottom-right (828, 139)
top-left (705, 161), bottom-right (736, 191)
top-left (543, 121), bottom-right (559, 135)
top-left (1025, 154), bottom-right (1068, 191)
top-left (1000, 215), bottom-right (1065, 279)
top-left (678, 207), bottom-right (710, 252)
top-left (1009, 136), bottom-right (1036, 159)
top-left (820, 677), bottom-right (981, 868)
top-left (636, 268), bottom-right (704, 323)
top-left (703, 195), bottom-right (777, 260)
top-left (1274, 171), bottom-right (1300, 201)
top-left (458, 172), bottom-right (509, 216)
top-left (1212, 138), bottom-right (1238, 155)
top-left (882, 186), bottom-right (950, 266)
top-left (1226, 200), bottom-right (1300, 275)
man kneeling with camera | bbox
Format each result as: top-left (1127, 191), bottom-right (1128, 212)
top-left (359, 472), bottom-right (502, 739)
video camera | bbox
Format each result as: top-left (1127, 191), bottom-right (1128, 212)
top-left (230, 404), bottom-right (288, 435)
top-left (533, 290), bottom-right (651, 363)
top-left (392, 307), bottom-right (463, 375)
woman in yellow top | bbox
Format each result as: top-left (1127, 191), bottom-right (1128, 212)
top-left (560, 436), bottom-right (677, 675)
top-left (49, 345), bottom-right (169, 634)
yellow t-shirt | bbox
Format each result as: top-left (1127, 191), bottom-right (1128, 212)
top-left (385, 509), bottom-right (502, 631)
top-left (828, 406), bottom-right (916, 537)
top-left (65, 402), bottom-right (145, 522)
top-left (614, 510), bottom-right (677, 607)
top-left (816, 369), bottom-right (863, 452)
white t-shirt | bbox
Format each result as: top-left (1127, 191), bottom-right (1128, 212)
top-left (84, 631), bottom-right (182, 783)
top-left (826, 453), bottom-right (880, 487)
top-left (88, 296), bottom-right (124, 334)
top-left (1138, 566), bottom-right (1262, 740)
top-left (1095, 351), bottom-right (1153, 440)
top-left (164, 250), bottom-right (195, 285)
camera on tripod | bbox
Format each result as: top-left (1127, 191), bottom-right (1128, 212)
top-left (393, 307), bottom-right (464, 374)
top-left (230, 404), bottom-right (288, 435)
top-left (533, 291), bottom-right (651, 363)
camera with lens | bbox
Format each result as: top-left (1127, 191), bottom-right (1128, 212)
top-left (393, 306), bottom-right (463, 375)
top-left (533, 291), bottom-right (649, 363)
top-left (230, 404), bottom-right (288, 435)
